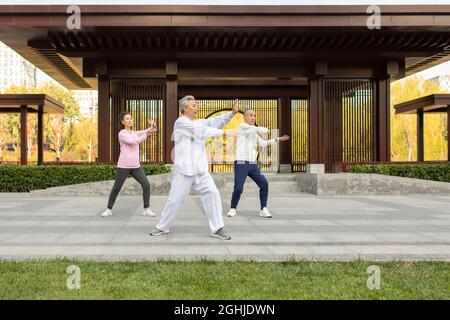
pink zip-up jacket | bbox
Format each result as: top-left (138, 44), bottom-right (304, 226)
top-left (117, 129), bottom-right (150, 168)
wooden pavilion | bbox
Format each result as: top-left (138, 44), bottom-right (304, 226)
top-left (1, 5), bottom-right (449, 171)
top-left (395, 94), bottom-right (450, 162)
top-left (0, 94), bottom-right (65, 165)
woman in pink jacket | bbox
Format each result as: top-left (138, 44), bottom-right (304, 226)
top-left (101, 111), bottom-right (157, 217)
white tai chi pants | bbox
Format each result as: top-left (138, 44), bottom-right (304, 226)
top-left (155, 170), bottom-right (224, 234)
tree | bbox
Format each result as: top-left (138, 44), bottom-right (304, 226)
top-left (0, 115), bottom-right (7, 161)
top-left (2, 82), bottom-right (81, 162)
top-left (26, 114), bottom-right (36, 159)
top-left (73, 113), bottom-right (98, 162)
top-left (391, 76), bottom-right (446, 161)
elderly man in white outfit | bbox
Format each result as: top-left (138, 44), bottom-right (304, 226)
top-left (150, 95), bottom-right (238, 240)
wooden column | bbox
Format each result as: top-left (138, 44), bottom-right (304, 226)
top-left (376, 61), bottom-right (399, 162)
top-left (308, 77), bottom-right (323, 163)
top-left (278, 96), bottom-right (292, 172)
top-left (20, 105), bottom-right (27, 165)
top-left (165, 61), bottom-right (178, 164)
top-left (96, 61), bottom-right (110, 163)
top-left (417, 109), bottom-right (424, 162)
top-left (447, 105), bottom-right (449, 161)
top-left (335, 91), bottom-right (344, 166)
top-left (37, 105), bottom-right (43, 165)
top-left (377, 77), bottom-right (391, 162)
top-left (97, 75), bottom-right (110, 163)
top-left (308, 61), bottom-right (327, 167)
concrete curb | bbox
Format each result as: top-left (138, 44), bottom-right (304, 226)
top-left (28, 173), bottom-right (300, 197)
top-left (297, 173), bottom-right (450, 195)
top-left (2, 172), bottom-right (446, 197)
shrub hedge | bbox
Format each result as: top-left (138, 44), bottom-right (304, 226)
top-left (347, 164), bottom-right (450, 183)
top-left (0, 164), bottom-right (170, 192)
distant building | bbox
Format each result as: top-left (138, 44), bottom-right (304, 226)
top-left (1, 41), bottom-right (99, 116)
top-left (0, 41), bottom-right (37, 93)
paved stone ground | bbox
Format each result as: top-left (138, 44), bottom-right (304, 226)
top-left (1, 192), bottom-right (450, 261)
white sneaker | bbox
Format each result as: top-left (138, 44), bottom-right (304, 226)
top-left (142, 208), bottom-right (156, 217)
top-left (101, 208), bottom-right (112, 217)
top-left (210, 227), bottom-right (231, 240)
top-left (227, 208), bottom-right (237, 217)
top-left (150, 228), bottom-right (169, 236)
top-left (259, 207), bottom-right (272, 218)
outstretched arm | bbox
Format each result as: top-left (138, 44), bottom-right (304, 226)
top-left (135, 130), bottom-right (148, 137)
top-left (118, 130), bottom-right (149, 145)
top-left (203, 111), bottom-right (234, 129)
top-left (257, 134), bottom-right (289, 148)
top-left (203, 98), bottom-right (240, 129)
top-left (256, 134), bottom-right (278, 148)
top-left (237, 122), bottom-right (269, 136)
top-left (135, 119), bottom-right (157, 136)
top-left (175, 118), bottom-right (225, 140)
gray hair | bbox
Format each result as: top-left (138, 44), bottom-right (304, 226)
top-left (244, 109), bottom-right (255, 115)
top-left (179, 95), bottom-right (195, 113)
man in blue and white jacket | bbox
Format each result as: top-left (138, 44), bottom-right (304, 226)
top-left (227, 109), bottom-right (289, 218)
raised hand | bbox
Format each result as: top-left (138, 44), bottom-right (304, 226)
top-left (232, 99), bottom-right (239, 114)
top-left (147, 119), bottom-right (157, 133)
top-left (278, 135), bottom-right (289, 142)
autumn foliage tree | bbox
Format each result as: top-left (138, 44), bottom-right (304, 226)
top-left (391, 76), bottom-right (448, 161)
top-left (2, 82), bottom-right (80, 162)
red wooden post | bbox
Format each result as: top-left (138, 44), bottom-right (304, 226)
top-left (377, 77), bottom-right (391, 162)
top-left (97, 75), bottom-right (110, 163)
top-left (20, 105), bottom-right (27, 165)
top-left (37, 105), bottom-right (43, 165)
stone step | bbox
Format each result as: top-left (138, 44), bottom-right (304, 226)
top-left (28, 172), bottom-right (450, 197)
top-left (215, 173), bottom-right (298, 183)
top-left (219, 181), bottom-right (300, 194)
top-left (29, 173), bottom-right (301, 197)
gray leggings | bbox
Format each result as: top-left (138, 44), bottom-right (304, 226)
top-left (107, 167), bottom-right (150, 209)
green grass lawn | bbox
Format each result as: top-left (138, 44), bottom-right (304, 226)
top-left (0, 259), bottom-right (449, 299)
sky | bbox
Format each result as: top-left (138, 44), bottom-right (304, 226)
top-left (418, 62), bottom-right (450, 80)
top-left (2, 1), bottom-right (450, 5)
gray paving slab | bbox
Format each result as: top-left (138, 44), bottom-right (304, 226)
top-left (0, 194), bottom-right (449, 260)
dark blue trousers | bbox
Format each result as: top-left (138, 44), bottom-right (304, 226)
top-left (231, 161), bottom-right (268, 210)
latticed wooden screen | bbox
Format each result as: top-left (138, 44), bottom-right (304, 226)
top-left (323, 79), bottom-right (376, 172)
top-left (291, 99), bottom-right (309, 172)
top-left (180, 99), bottom-right (279, 173)
top-left (110, 79), bottom-right (165, 164)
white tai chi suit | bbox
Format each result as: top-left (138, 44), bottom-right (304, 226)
top-left (155, 111), bottom-right (234, 233)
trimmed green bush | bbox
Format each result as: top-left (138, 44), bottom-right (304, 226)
top-left (347, 164), bottom-right (450, 183)
top-left (0, 164), bottom-right (171, 192)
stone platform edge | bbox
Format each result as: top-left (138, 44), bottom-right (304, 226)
top-left (0, 172), bottom-right (446, 197)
